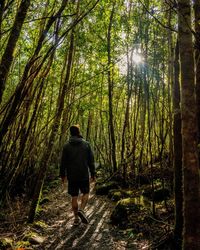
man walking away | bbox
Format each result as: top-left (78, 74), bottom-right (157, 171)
top-left (60, 125), bottom-right (95, 225)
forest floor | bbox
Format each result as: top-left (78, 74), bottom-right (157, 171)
top-left (0, 182), bottom-right (174, 250)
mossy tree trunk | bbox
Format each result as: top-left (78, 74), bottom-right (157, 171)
top-left (0, 0), bottom-right (30, 103)
top-left (0, 0), bottom-right (6, 40)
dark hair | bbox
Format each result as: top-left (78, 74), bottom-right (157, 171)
top-left (70, 125), bottom-right (80, 136)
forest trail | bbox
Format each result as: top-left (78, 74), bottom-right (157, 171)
top-left (0, 180), bottom-right (149, 250)
top-left (0, 181), bottom-right (173, 250)
top-left (35, 183), bottom-right (150, 250)
top-left (0, 178), bottom-right (176, 250)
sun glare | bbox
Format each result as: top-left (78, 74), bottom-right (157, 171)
top-left (132, 53), bottom-right (143, 64)
top-left (118, 48), bottom-right (143, 75)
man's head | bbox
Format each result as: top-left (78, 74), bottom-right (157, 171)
top-left (70, 125), bottom-right (80, 136)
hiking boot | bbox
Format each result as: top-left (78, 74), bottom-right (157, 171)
top-left (78, 209), bottom-right (89, 224)
top-left (73, 217), bottom-right (81, 226)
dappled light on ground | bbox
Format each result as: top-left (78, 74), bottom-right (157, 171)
top-left (0, 184), bottom-right (153, 249)
top-left (40, 186), bottom-right (150, 250)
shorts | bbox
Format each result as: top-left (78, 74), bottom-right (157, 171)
top-left (68, 179), bottom-right (90, 197)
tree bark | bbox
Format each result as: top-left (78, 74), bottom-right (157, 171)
top-left (173, 40), bottom-right (183, 249)
top-left (121, 46), bottom-right (131, 182)
top-left (194, 0), bottom-right (200, 144)
top-left (0, 0), bottom-right (30, 103)
top-left (28, 30), bottom-right (75, 223)
top-left (0, 0), bottom-right (6, 40)
top-left (178, 0), bottom-right (200, 249)
top-left (0, 0), bottom-right (69, 147)
top-left (107, 2), bottom-right (117, 173)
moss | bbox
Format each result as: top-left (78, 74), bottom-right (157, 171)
top-left (96, 170), bottom-right (102, 176)
top-left (42, 189), bottom-right (49, 195)
top-left (108, 189), bottom-right (124, 201)
top-left (15, 240), bottom-right (30, 248)
top-left (108, 189), bottom-right (121, 198)
top-left (108, 189), bottom-right (136, 201)
top-left (118, 198), bottom-right (141, 212)
top-left (24, 232), bottom-right (45, 245)
top-left (110, 198), bottom-right (141, 228)
top-left (112, 191), bottom-right (123, 201)
top-left (122, 190), bottom-right (134, 197)
top-left (95, 181), bottom-right (119, 195)
top-left (24, 231), bottom-right (37, 240)
top-left (33, 220), bottom-right (48, 230)
top-left (0, 238), bottom-right (13, 249)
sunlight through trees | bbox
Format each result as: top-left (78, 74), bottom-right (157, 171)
top-left (0, 0), bottom-right (199, 249)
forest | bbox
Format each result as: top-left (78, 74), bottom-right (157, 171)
top-left (0, 0), bottom-right (200, 249)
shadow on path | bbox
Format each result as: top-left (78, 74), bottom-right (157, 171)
top-left (40, 186), bottom-right (149, 250)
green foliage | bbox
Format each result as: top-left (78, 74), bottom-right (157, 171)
top-left (110, 191), bottom-right (123, 201)
top-left (15, 240), bottom-right (30, 248)
top-left (0, 0), bottom-right (175, 204)
top-left (108, 189), bottom-right (135, 201)
top-left (117, 198), bottom-right (141, 211)
top-left (0, 238), bottom-right (13, 249)
top-left (33, 220), bottom-right (48, 230)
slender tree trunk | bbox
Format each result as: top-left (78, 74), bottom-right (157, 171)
top-left (166, 5), bottom-right (174, 169)
top-left (86, 111), bottom-right (92, 141)
top-left (178, 0), bottom-right (200, 249)
top-left (173, 40), bottom-right (183, 249)
top-left (107, 2), bottom-right (117, 172)
top-left (0, 0), bottom-right (30, 103)
top-left (0, 0), bottom-right (6, 41)
top-left (194, 0), bottom-right (200, 143)
top-left (138, 91), bottom-right (146, 173)
top-left (28, 30), bottom-right (75, 223)
top-left (131, 65), bottom-right (141, 177)
top-left (0, 0), bottom-right (69, 147)
top-left (121, 46), bottom-right (132, 182)
top-left (8, 56), bottom-right (54, 188)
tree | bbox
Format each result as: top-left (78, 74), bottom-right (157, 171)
top-left (107, 2), bottom-right (117, 173)
top-left (194, 0), bottom-right (200, 142)
top-left (28, 0), bottom-right (100, 222)
top-left (0, 0), bottom-right (30, 103)
top-left (178, 0), bottom-right (200, 248)
top-left (173, 40), bottom-right (183, 249)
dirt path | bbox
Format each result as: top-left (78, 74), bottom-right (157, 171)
top-left (39, 184), bottom-right (150, 250)
top-left (0, 183), bottom-right (152, 249)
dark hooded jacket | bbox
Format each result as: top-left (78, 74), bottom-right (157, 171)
top-left (60, 136), bottom-right (95, 181)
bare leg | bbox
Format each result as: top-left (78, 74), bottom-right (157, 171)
top-left (72, 196), bottom-right (79, 219)
top-left (80, 193), bottom-right (89, 210)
